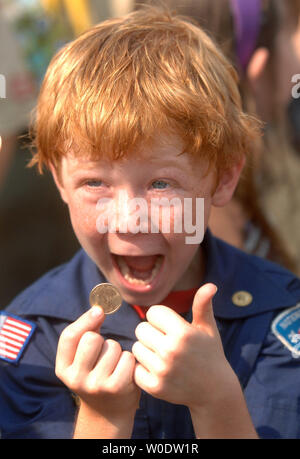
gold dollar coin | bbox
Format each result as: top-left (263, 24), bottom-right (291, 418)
top-left (89, 283), bottom-right (122, 314)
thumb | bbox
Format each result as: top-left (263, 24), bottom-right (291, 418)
top-left (192, 283), bottom-right (218, 334)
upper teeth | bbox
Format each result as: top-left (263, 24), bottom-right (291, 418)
top-left (117, 256), bottom-right (162, 285)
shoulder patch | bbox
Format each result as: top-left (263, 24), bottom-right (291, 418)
top-left (272, 303), bottom-right (300, 358)
top-left (0, 312), bottom-right (36, 364)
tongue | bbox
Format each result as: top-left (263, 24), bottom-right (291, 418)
top-left (123, 255), bottom-right (159, 272)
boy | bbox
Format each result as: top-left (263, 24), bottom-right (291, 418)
top-left (0, 6), bottom-right (300, 439)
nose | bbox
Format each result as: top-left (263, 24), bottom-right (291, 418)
top-left (114, 190), bottom-right (149, 234)
top-left (97, 189), bottom-right (149, 234)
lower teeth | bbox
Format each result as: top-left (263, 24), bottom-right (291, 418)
top-left (117, 256), bottom-right (162, 285)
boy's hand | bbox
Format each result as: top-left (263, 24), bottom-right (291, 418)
top-left (132, 283), bottom-right (234, 409)
top-left (132, 284), bottom-right (257, 438)
top-left (55, 307), bottom-right (140, 437)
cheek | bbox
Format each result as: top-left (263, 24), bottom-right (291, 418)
top-left (203, 197), bottom-right (212, 225)
top-left (68, 200), bottom-right (100, 239)
top-left (162, 230), bottom-right (196, 258)
top-left (152, 198), bottom-right (199, 233)
top-left (170, 196), bottom-right (210, 240)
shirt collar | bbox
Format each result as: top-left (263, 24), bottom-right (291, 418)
top-left (202, 229), bottom-right (298, 319)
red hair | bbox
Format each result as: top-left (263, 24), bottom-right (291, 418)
top-left (29, 5), bottom-right (261, 175)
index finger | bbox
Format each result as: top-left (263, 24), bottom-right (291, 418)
top-left (56, 306), bottom-right (105, 369)
top-left (146, 305), bottom-right (187, 335)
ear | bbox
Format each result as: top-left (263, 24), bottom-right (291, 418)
top-left (50, 164), bottom-right (69, 204)
top-left (211, 157), bottom-right (245, 207)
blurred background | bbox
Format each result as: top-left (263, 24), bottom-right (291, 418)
top-left (0, 0), bottom-right (299, 307)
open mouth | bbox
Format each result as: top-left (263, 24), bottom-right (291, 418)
top-left (112, 253), bottom-right (164, 286)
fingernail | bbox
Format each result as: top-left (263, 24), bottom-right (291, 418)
top-left (91, 306), bottom-right (103, 318)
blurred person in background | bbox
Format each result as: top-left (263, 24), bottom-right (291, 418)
top-left (135, 0), bottom-right (300, 274)
top-left (0, 2), bottom-right (36, 188)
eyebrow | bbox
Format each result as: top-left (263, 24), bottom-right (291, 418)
top-left (65, 148), bottom-right (190, 177)
top-left (148, 157), bottom-right (182, 166)
top-left (146, 157), bottom-right (191, 174)
top-left (65, 159), bottom-right (110, 176)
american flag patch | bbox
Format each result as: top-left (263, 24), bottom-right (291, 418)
top-left (0, 312), bottom-right (36, 364)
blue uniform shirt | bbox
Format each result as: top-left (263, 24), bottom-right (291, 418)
top-left (1, 229), bottom-right (300, 439)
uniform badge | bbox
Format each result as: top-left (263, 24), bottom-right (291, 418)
top-left (0, 312), bottom-right (36, 364)
top-left (271, 303), bottom-right (300, 358)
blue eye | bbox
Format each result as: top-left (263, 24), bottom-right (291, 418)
top-left (152, 180), bottom-right (169, 189)
top-left (86, 180), bottom-right (103, 188)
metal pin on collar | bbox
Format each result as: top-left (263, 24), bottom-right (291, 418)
top-left (232, 290), bottom-right (253, 307)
